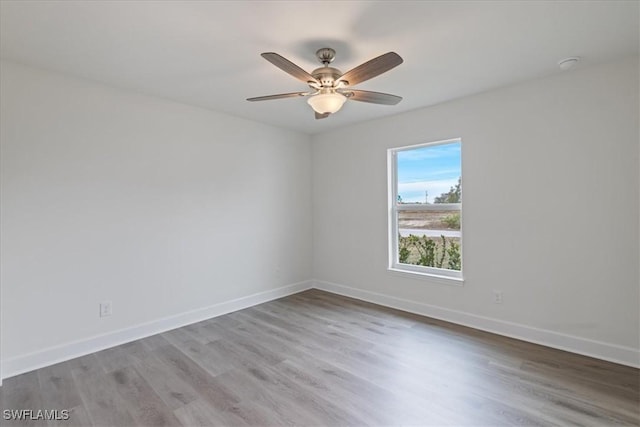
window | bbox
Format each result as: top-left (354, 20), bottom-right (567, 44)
top-left (388, 139), bottom-right (462, 280)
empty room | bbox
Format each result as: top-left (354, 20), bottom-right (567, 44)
top-left (0, 1), bottom-right (638, 426)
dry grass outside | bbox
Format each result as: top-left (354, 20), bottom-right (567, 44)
top-left (398, 209), bottom-right (460, 231)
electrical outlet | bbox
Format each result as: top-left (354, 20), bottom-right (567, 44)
top-left (492, 290), bottom-right (503, 304)
top-left (100, 301), bottom-right (112, 317)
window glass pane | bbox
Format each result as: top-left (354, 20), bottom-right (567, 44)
top-left (398, 233), bottom-right (461, 271)
top-left (397, 142), bottom-right (461, 204)
top-left (398, 210), bottom-right (461, 270)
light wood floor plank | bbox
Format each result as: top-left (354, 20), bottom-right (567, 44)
top-left (72, 370), bottom-right (137, 427)
top-left (37, 361), bottom-right (83, 415)
top-left (109, 366), bottom-right (182, 427)
top-left (172, 398), bottom-right (249, 427)
top-left (151, 344), bottom-right (241, 413)
top-left (131, 353), bottom-right (200, 411)
top-left (0, 371), bottom-right (44, 427)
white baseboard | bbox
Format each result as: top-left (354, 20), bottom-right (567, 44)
top-left (312, 279), bottom-right (640, 368)
top-left (1, 280), bottom-right (312, 380)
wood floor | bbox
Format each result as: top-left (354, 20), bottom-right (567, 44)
top-left (1, 290), bottom-right (638, 426)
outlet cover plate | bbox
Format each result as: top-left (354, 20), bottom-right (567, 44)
top-left (100, 301), bottom-right (112, 317)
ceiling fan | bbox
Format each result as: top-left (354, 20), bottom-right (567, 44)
top-left (247, 48), bottom-right (403, 119)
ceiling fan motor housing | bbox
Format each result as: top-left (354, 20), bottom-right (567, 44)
top-left (311, 67), bottom-right (343, 88)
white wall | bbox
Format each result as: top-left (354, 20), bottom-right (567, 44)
top-left (312, 57), bottom-right (639, 365)
top-left (0, 61), bottom-right (312, 373)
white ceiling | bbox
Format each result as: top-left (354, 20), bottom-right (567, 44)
top-left (1, 1), bottom-right (638, 135)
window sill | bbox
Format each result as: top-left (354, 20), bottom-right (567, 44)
top-left (387, 267), bottom-right (464, 286)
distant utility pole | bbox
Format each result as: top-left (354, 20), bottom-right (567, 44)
top-left (425, 190), bottom-right (429, 204)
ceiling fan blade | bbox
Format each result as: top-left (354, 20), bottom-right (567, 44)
top-left (246, 92), bottom-right (308, 102)
top-left (261, 52), bottom-right (319, 85)
top-left (345, 90), bottom-right (402, 105)
top-left (336, 52), bottom-right (403, 86)
top-left (315, 112), bottom-right (330, 120)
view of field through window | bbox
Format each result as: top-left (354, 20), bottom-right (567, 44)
top-left (396, 141), bottom-right (461, 271)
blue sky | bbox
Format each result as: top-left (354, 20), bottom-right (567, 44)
top-left (397, 141), bottom-right (461, 203)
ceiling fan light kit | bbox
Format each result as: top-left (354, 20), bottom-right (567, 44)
top-left (247, 48), bottom-right (403, 119)
top-left (307, 90), bottom-right (347, 114)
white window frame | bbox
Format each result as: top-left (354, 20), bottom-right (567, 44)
top-left (388, 138), bottom-right (463, 282)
